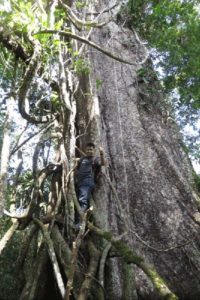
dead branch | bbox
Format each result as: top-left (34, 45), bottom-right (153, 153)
top-left (3, 208), bottom-right (30, 219)
top-left (88, 222), bottom-right (178, 300)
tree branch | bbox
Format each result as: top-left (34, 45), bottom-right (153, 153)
top-left (51, 225), bottom-right (72, 277)
top-left (34, 30), bottom-right (137, 66)
top-left (33, 218), bottom-right (65, 298)
top-left (18, 35), bottom-right (52, 124)
top-left (10, 122), bottom-right (54, 157)
top-left (65, 210), bottom-right (89, 300)
top-left (78, 240), bottom-right (100, 300)
top-left (59, 0), bottom-right (109, 30)
top-left (58, 40), bottom-right (72, 112)
top-left (88, 222), bottom-right (178, 300)
top-left (0, 220), bottom-right (19, 255)
top-left (98, 243), bottom-right (111, 286)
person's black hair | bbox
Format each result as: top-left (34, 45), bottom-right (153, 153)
top-left (86, 142), bottom-right (95, 148)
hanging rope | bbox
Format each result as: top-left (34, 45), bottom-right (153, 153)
top-left (109, 18), bottom-right (131, 225)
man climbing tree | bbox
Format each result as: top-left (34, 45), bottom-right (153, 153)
top-left (75, 143), bottom-right (105, 214)
top-left (1, 1), bottom-right (200, 299)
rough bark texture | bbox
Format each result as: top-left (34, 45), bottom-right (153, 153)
top-left (1, 1), bottom-right (200, 300)
top-left (80, 1), bottom-right (200, 299)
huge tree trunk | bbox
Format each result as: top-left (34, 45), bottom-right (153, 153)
top-left (76, 1), bottom-right (200, 299)
top-left (1, 1), bottom-right (200, 300)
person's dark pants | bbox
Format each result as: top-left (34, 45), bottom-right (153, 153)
top-left (75, 178), bottom-right (95, 224)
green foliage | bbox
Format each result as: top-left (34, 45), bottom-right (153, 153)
top-left (0, 0), bottom-right (46, 53)
top-left (51, 91), bottom-right (61, 109)
top-left (18, 171), bottom-right (34, 189)
top-left (76, 1), bottom-right (87, 9)
top-left (9, 171), bottom-right (34, 208)
top-left (128, 0), bottom-right (200, 109)
top-left (136, 66), bottom-right (154, 84)
top-left (127, 0), bottom-right (200, 163)
top-left (187, 138), bottom-right (200, 163)
top-left (72, 57), bottom-right (90, 75)
top-left (0, 49), bottom-right (17, 84)
top-left (193, 172), bottom-right (200, 192)
top-left (0, 0), bottom-right (92, 81)
top-left (96, 79), bottom-right (103, 89)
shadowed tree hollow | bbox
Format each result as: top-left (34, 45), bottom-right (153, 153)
top-left (0, 1), bottom-right (200, 300)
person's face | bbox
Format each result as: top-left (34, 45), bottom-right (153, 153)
top-left (86, 146), bottom-right (95, 157)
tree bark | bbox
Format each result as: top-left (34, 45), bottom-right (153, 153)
top-left (82, 1), bottom-right (200, 298)
top-left (1, 1), bottom-right (200, 300)
top-left (0, 220), bottom-right (18, 255)
top-left (0, 96), bottom-right (15, 216)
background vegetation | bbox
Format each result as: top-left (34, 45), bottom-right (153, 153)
top-left (127, 0), bottom-right (200, 165)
